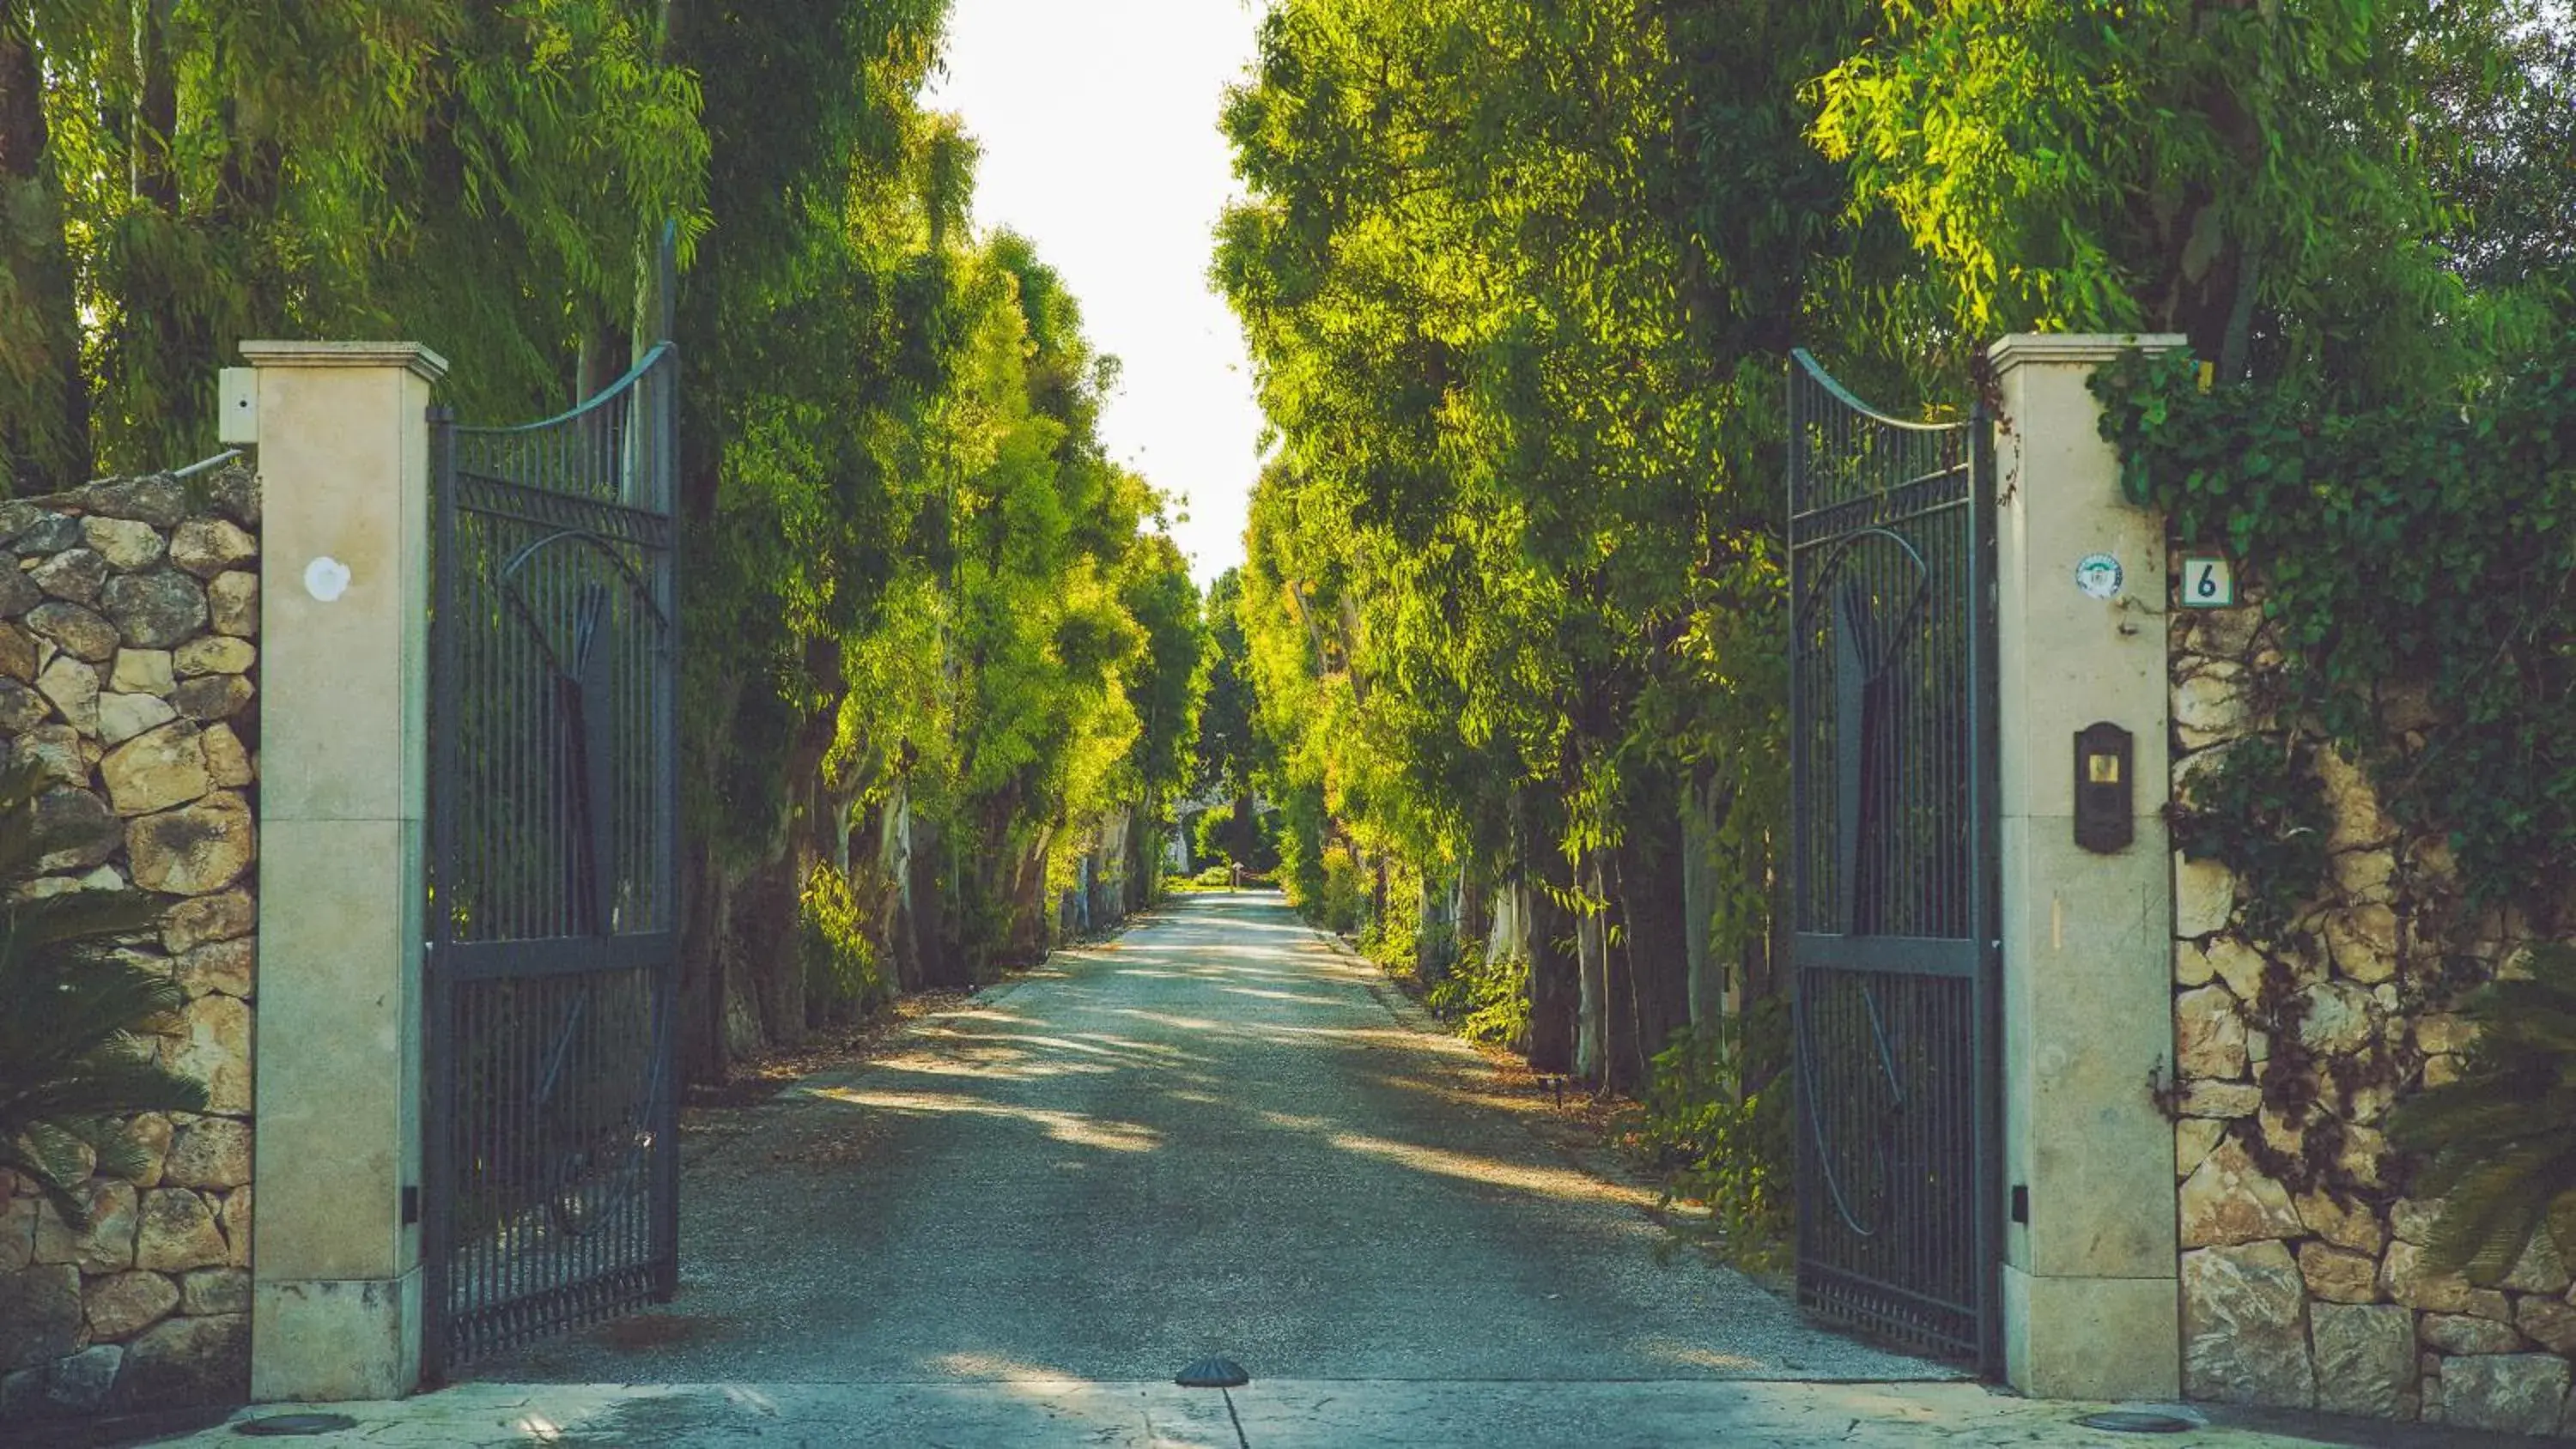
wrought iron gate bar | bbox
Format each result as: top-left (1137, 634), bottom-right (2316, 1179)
top-left (1786, 348), bottom-right (2001, 1371)
top-left (452, 473), bottom-right (676, 547)
top-left (435, 931), bottom-right (681, 982)
top-left (1789, 933), bottom-right (1979, 979)
top-left (423, 343), bottom-right (682, 1377)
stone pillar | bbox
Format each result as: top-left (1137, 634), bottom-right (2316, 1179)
top-left (242, 342), bottom-right (446, 1401)
top-left (1990, 332), bottom-right (2186, 1400)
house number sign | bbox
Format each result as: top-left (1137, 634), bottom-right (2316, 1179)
top-left (2179, 555), bottom-right (2235, 609)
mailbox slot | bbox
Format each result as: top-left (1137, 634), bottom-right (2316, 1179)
top-left (2074, 722), bottom-right (2133, 853)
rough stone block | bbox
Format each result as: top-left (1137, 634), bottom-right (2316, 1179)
top-left (2312, 1302), bottom-right (2415, 1419)
top-left (2183, 1240), bottom-right (2315, 1407)
top-left (82, 1269), bottom-right (179, 1341)
top-left (205, 572), bottom-right (257, 639)
top-left (178, 1267), bottom-right (249, 1317)
top-left (2295, 979), bottom-right (2378, 1054)
top-left (13, 724), bottom-right (86, 787)
top-left (162, 1119), bottom-right (251, 1190)
top-left (35, 653), bottom-right (99, 734)
top-left (0, 1192), bottom-right (36, 1270)
top-left (167, 995), bottom-right (252, 1113)
top-left (161, 890), bottom-right (254, 955)
top-left (2331, 846), bottom-right (2397, 903)
top-left (2299, 1242), bottom-right (2380, 1304)
top-left (201, 723), bottom-right (252, 788)
top-left (2180, 1138), bottom-right (2302, 1248)
top-left (33, 548), bottom-right (108, 603)
top-left (103, 721), bottom-right (211, 816)
top-left (41, 1342), bottom-right (123, 1413)
top-left (76, 476), bottom-right (186, 529)
top-left (82, 518), bottom-right (166, 572)
top-left (134, 1190), bottom-right (227, 1272)
top-left (168, 518), bottom-right (256, 579)
top-left (2517, 1295), bottom-right (2576, 1355)
top-left (111, 1311), bottom-right (246, 1410)
top-left (2437, 1354), bottom-right (2571, 1436)
top-left (173, 635), bottom-right (254, 677)
top-left (171, 673), bottom-right (252, 722)
top-left (110, 647), bottom-right (174, 696)
top-left (0, 1263), bottom-right (82, 1370)
top-left (33, 785), bottom-right (117, 872)
top-left (216, 1187), bottom-right (249, 1268)
top-left (2324, 904), bottom-right (2399, 984)
top-left (2176, 985), bottom-right (2249, 1080)
top-left (0, 678), bottom-right (47, 733)
top-left (2176, 855), bottom-right (2237, 937)
top-left (2174, 668), bottom-right (2251, 748)
top-left (2500, 1228), bottom-right (2572, 1295)
top-left (2294, 1189), bottom-right (2388, 1255)
top-left (2176, 1119), bottom-right (2226, 1179)
top-left (2180, 1079), bottom-right (2263, 1119)
top-left (32, 1181), bottom-right (137, 1272)
top-left (128, 791), bottom-right (254, 896)
top-left (101, 571), bottom-right (208, 650)
top-left (27, 601), bottom-right (118, 663)
top-left (2383, 1240), bottom-right (2513, 1319)
top-left (2421, 1313), bottom-right (2527, 1355)
top-left (128, 1113), bottom-right (172, 1188)
top-left (173, 938), bottom-right (253, 1000)
top-left (97, 691), bottom-right (179, 745)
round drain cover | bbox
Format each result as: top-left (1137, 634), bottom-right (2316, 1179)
top-left (2073, 1410), bottom-right (2195, 1434)
top-left (1175, 1355), bottom-right (1250, 1388)
top-left (235, 1413), bottom-right (360, 1436)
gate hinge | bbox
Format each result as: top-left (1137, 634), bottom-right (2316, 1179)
top-left (402, 1185), bottom-right (421, 1226)
top-left (2010, 1184), bottom-right (2029, 1224)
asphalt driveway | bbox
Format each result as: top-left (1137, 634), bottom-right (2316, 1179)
top-left (464, 890), bottom-right (1941, 1385)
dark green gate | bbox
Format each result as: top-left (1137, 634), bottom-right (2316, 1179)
top-left (1785, 349), bottom-right (2001, 1369)
top-left (422, 344), bottom-right (682, 1375)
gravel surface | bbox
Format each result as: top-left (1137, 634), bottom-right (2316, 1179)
top-left (464, 891), bottom-right (1946, 1385)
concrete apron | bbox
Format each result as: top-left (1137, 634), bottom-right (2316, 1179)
top-left (151, 1378), bottom-right (2536, 1448)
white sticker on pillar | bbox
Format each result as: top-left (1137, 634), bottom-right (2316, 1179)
top-left (304, 556), bottom-right (352, 603)
top-left (2074, 552), bottom-right (2123, 600)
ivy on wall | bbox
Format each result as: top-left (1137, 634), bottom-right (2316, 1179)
top-left (2096, 345), bottom-right (2576, 932)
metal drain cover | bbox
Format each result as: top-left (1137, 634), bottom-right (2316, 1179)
top-left (1175, 1355), bottom-right (1250, 1388)
top-left (236, 1414), bottom-right (360, 1436)
top-left (2073, 1410), bottom-right (2195, 1434)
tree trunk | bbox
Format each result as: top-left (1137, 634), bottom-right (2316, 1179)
top-left (0, 22), bottom-right (89, 491)
top-left (1526, 864), bottom-right (1579, 1076)
top-left (1613, 801), bottom-right (1692, 1091)
top-left (1573, 851), bottom-right (1607, 1082)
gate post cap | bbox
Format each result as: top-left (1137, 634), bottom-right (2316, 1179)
top-left (1986, 334), bottom-right (2187, 371)
top-left (240, 340), bottom-right (450, 383)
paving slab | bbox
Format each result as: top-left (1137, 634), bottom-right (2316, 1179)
top-left (138, 1379), bottom-right (2536, 1448)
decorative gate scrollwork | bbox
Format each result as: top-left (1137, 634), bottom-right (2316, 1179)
top-left (1787, 349), bottom-right (2000, 1368)
top-left (423, 345), bottom-right (681, 1375)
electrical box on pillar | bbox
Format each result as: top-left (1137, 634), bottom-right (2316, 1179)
top-left (2073, 723), bottom-right (2133, 852)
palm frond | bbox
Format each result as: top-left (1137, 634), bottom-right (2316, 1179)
top-left (2393, 943), bottom-right (2576, 1279)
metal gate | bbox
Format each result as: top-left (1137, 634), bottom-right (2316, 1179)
top-left (423, 344), bottom-right (682, 1375)
top-left (1785, 349), bottom-right (2001, 1369)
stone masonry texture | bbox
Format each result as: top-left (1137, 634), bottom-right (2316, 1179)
top-left (0, 466), bottom-right (258, 1423)
top-left (2168, 556), bottom-right (2575, 1436)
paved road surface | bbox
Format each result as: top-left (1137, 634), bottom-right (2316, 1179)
top-left (141, 894), bottom-right (2532, 1444)
top-left (471, 890), bottom-right (1936, 1385)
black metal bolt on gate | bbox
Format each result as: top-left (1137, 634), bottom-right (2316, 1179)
top-left (1785, 349), bottom-right (2002, 1372)
top-left (422, 344), bottom-right (683, 1376)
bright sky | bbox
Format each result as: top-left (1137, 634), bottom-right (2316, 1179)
top-left (924, 0), bottom-right (1269, 587)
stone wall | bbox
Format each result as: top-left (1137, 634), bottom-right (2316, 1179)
top-left (2170, 584), bottom-right (2575, 1436)
top-left (0, 467), bottom-right (259, 1421)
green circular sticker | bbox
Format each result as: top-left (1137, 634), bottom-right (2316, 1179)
top-left (2075, 552), bottom-right (2123, 600)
